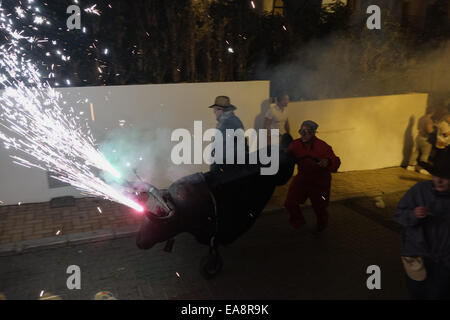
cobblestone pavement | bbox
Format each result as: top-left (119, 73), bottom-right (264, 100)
top-left (269, 167), bottom-right (430, 209)
top-left (0, 198), bottom-right (143, 245)
top-left (0, 202), bottom-right (409, 300)
top-left (0, 166), bottom-right (428, 300)
top-left (0, 167), bottom-right (429, 246)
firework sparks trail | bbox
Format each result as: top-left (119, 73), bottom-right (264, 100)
top-left (0, 2), bottom-right (143, 212)
top-left (84, 4), bottom-right (101, 16)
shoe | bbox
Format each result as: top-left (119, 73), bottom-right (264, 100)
top-left (406, 166), bottom-right (416, 171)
top-left (419, 169), bottom-right (431, 175)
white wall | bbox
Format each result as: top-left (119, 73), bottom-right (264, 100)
top-left (0, 84), bottom-right (427, 205)
top-left (0, 81), bottom-right (270, 205)
top-left (288, 93), bottom-right (428, 172)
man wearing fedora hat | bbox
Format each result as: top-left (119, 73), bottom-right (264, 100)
top-left (395, 151), bottom-right (450, 299)
top-left (209, 96), bottom-right (245, 172)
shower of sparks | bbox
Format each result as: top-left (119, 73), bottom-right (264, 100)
top-left (251, 1), bottom-right (255, 9)
top-left (90, 103), bottom-right (95, 121)
top-left (0, 122), bottom-right (12, 132)
top-left (15, 7), bottom-right (26, 18)
top-left (0, 2), bottom-right (143, 213)
top-left (33, 16), bottom-right (45, 25)
top-left (84, 4), bottom-right (101, 16)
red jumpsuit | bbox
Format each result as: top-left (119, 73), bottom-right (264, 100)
top-left (285, 136), bottom-right (340, 228)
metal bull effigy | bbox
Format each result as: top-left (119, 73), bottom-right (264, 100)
top-left (134, 134), bottom-right (295, 279)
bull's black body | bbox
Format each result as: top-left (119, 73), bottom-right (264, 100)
top-left (136, 135), bottom-right (295, 278)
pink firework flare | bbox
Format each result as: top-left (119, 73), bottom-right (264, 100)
top-left (134, 204), bottom-right (144, 213)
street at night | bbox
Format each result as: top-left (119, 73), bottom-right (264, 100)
top-left (0, 168), bottom-right (430, 300)
top-left (0, 0), bottom-right (449, 316)
top-left (1, 203), bottom-right (407, 300)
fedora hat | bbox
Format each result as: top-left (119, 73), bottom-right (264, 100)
top-left (420, 151), bottom-right (450, 179)
top-left (209, 96), bottom-right (236, 111)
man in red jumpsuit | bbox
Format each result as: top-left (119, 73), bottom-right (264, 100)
top-left (285, 120), bottom-right (340, 231)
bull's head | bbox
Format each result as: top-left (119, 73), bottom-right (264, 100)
top-left (134, 186), bottom-right (181, 249)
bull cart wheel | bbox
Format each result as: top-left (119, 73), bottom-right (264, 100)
top-left (199, 249), bottom-right (223, 280)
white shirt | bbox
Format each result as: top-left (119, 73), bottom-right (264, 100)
top-left (265, 103), bottom-right (289, 135)
top-left (436, 120), bottom-right (450, 149)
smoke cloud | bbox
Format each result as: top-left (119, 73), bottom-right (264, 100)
top-left (258, 33), bottom-right (449, 106)
top-left (99, 125), bottom-right (194, 190)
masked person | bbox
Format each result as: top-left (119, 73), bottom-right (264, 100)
top-left (284, 121), bottom-right (340, 232)
top-left (435, 113), bottom-right (450, 160)
top-left (407, 108), bottom-right (437, 175)
top-left (395, 151), bottom-right (450, 300)
top-left (209, 96), bottom-right (245, 173)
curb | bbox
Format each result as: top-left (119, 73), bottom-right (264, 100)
top-left (0, 225), bottom-right (140, 257)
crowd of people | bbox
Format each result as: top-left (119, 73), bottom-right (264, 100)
top-left (209, 93), bottom-right (340, 234)
top-left (209, 94), bottom-right (450, 299)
